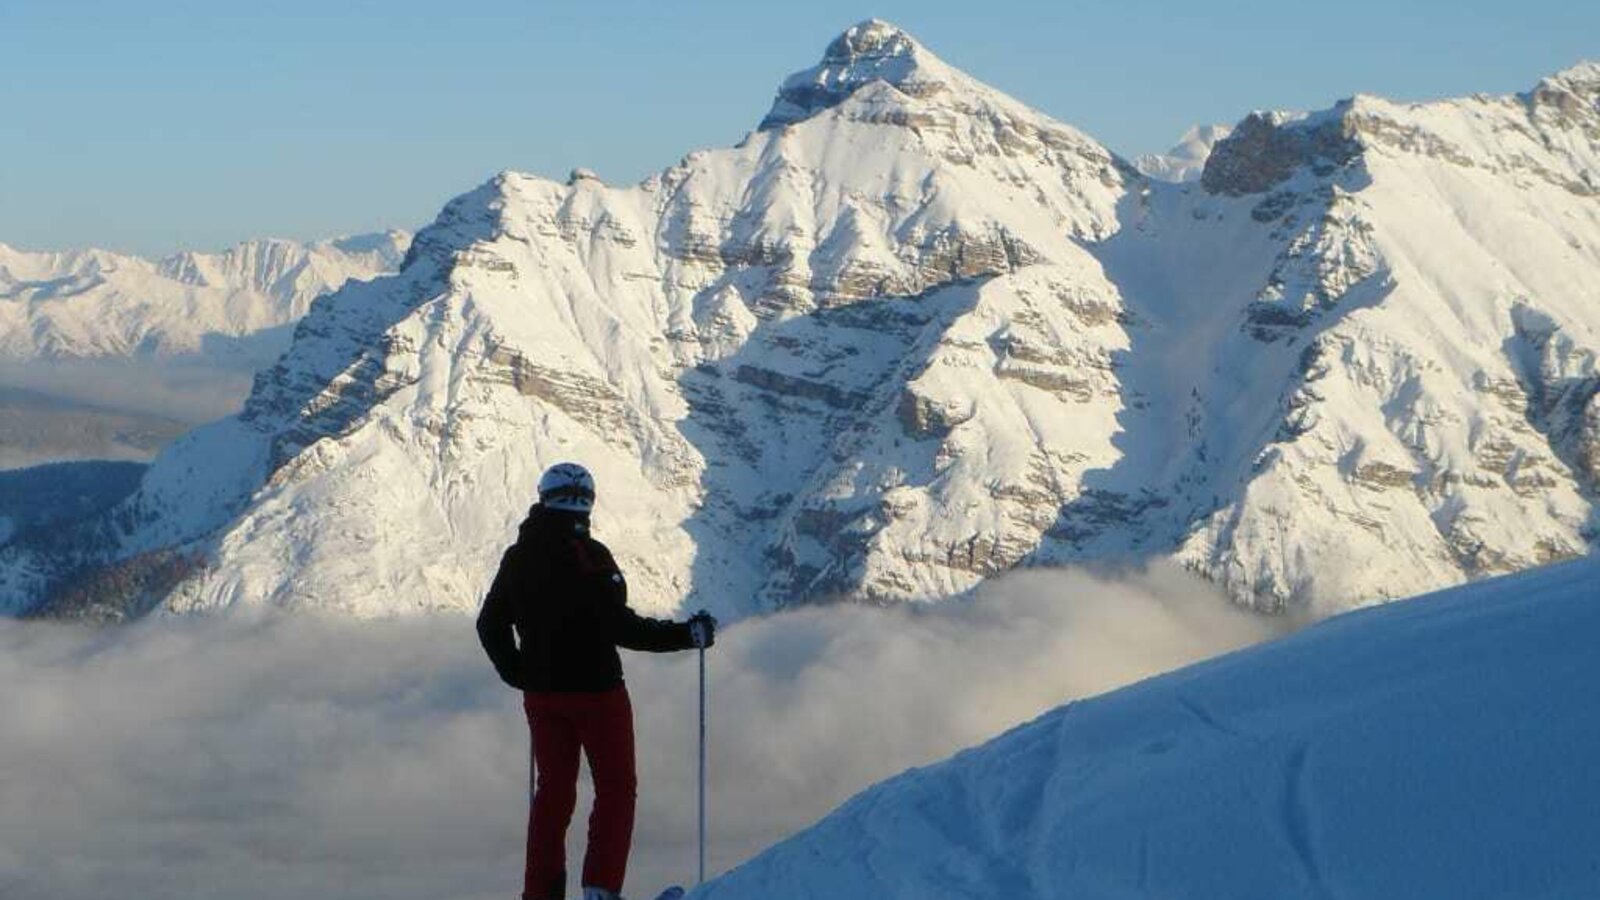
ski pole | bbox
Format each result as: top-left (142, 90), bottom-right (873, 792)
top-left (697, 620), bottom-right (708, 886)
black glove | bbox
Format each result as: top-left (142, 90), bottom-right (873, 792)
top-left (688, 611), bottom-right (717, 649)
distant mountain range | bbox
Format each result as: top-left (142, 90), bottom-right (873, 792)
top-left (0, 232), bottom-right (409, 467)
top-left (0, 233), bottom-right (408, 362)
top-left (2, 21), bottom-right (1594, 620)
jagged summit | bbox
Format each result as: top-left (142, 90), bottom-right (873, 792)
top-left (748, 18), bottom-right (1125, 223)
top-left (1528, 60), bottom-right (1600, 119)
top-left (759, 20), bottom-right (962, 130)
top-left (1544, 60), bottom-right (1600, 90)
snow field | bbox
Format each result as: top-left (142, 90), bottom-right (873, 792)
top-left (697, 556), bottom-right (1600, 900)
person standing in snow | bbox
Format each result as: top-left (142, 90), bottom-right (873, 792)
top-left (477, 462), bottom-right (716, 900)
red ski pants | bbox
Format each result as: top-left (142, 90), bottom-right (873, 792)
top-left (522, 686), bottom-right (637, 900)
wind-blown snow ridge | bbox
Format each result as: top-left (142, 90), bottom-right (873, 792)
top-left (695, 556), bottom-right (1600, 900)
top-left (2, 26), bottom-right (1596, 620)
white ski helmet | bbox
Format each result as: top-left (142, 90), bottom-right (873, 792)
top-left (538, 462), bottom-right (596, 513)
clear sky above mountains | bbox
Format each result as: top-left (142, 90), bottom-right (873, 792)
top-left (3, 0), bottom-right (1595, 256)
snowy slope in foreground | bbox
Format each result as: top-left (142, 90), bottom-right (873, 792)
top-left (698, 556), bottom-right (1600, 900)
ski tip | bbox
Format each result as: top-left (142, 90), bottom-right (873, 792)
top-left (652, 887), bottom-right (686, 900)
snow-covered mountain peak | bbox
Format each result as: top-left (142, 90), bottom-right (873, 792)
top-left (761, 20), bottom-right (943, 130)
top-left (1526, 60), bottom-right (1600, 126)
top-left (1540, 60), bottom-right (1600, 93)
top-left (1135, 123), bottom-right (1233, 183)
top-left (824, 18), bottom-right (924, 64)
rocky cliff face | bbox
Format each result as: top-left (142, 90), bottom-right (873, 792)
top-left (3, 25), bottom-right (1595, 620)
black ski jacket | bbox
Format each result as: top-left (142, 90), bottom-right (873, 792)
top-left (476, 504), bottom-right (694, 692)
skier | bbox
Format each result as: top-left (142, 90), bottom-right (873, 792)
top-left (477, 462), bottom-right (716, 900)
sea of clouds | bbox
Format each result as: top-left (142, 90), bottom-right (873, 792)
top-left (0, 566), bottom-right (1287, 900)
top-left (0, 359), bottom-right (255, 425)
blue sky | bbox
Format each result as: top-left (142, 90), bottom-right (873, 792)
top-left (2, 0), bottom-right (1595, 256)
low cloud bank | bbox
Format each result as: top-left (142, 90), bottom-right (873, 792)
top-left (0, 567), bottom-right (1288, 900)
top-left (0, 359), bottom-right (255, 424)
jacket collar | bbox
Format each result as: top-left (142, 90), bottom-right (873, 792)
top-left (523, 502), bottom-right (591, 537)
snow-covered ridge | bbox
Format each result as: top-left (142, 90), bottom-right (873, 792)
top-left (2, 29), bottom-right (1595, 620)
top-left (1200, 59), bottom-right (1600, 197)
top-left (695, 556), bottom-right (1600, 900)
